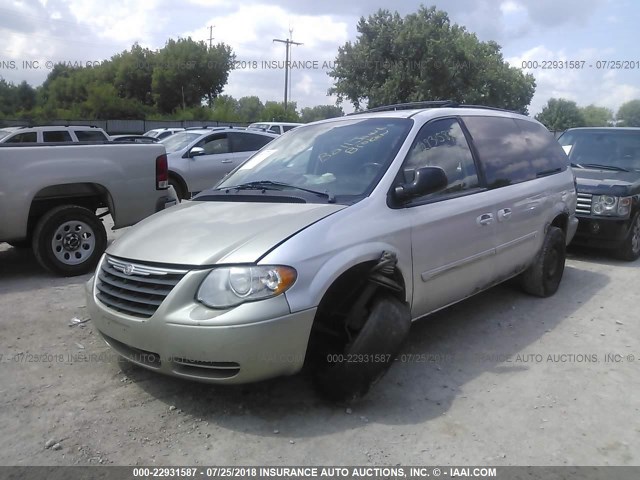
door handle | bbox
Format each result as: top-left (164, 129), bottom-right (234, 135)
top-left (498, 208), bottom-right (512, 221)
top-left (476, 213), bottom-right (494, 226)
top-left (221, 159), bottom-right (233, 164)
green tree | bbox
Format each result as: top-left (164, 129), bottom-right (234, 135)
top-left (535, 98), bottom-right (585, 131)
top-left (237, 96), bottom-right (264, 122)
top-left (151, 38), bottom-right (234, 113)
top-left (211, 95), bottom-right (240, 121)
top-left (329, 6), bottom-right (535, 112)
top-left (300, 105), bottom-right (344, 123)
top-left (15, 81), bottom-right (36, 112)
top-left (112, 43), bottom-right (155, 105)
top-left (580, 104), bottom-right (613, 127)
top-left (0, 79), bottom-right (18, 117)
top-left (261, 101), bottom-right (300, 122)
top-left (616, 100), bottom-right (640, 127)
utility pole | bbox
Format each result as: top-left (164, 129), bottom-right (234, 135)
top-left (273, 35), bottom-right (302, 112)
top-left (208, 25), bottom-right (215, 49)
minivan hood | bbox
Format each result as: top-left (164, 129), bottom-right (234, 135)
top-left (574, 168), bottom-right (640, 196)
top-left (107, 201), bottom-right (345, 266)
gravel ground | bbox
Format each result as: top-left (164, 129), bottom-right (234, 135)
top-left (0, 220), bottom-right (638, 466)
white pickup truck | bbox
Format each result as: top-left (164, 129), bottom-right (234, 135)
top-left (0, 142), bottom-right (174, 276)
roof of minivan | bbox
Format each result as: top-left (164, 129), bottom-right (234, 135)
top-left (564, 127), bottom-right (640, 131)
top-left (316, 106), bottom-right (534, 123)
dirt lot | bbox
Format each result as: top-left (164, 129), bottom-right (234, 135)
top-left (0, 221), bottom-right (638, 467)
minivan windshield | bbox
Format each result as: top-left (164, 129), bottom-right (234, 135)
top-left (217, 118), bottom-right (413, 201)
top-left (160, 132), bottom-right (201, 153)
top-left (558, 129), bottom-right (640, 171)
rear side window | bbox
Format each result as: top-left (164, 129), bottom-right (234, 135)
top-left (283, 125), bottom-right (298, 132)
top-left (5, 132), bottom-right (37, 143)
top-left (514, 119), bottom-right (568, 176)
top-left (43, 130), bottom-right (72, 142)
top-left (75, 130), bottom-right (108, 142)
top-left (231, 132), bottom-right (274, 152)
top-left (462, 116), bottom-right (532, 188)
top-left (156, 131), bottom-right (174, 140)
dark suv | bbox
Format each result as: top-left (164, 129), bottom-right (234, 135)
top-left (559, 127), bottom-right (640, 260)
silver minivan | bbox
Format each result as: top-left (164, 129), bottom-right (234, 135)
top-left (86, 102), bottom-right (578, 400)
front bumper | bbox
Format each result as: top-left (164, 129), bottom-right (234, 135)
top-left (85, 273), bottom-right (316, 384)
top-left (571, 215), bottom-right (632, 249)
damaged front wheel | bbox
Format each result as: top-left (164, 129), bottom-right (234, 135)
top-left (313, 293), bottom-right (411, 402)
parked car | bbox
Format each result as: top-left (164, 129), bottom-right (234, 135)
top-left (143, 128), bottom-right (185, 140)
top-left (111, 134), bottom-right (159, 143)
top-left (558, 127), bottom-right (640, 260)
top-left (86, 101), bottom-right (577, 400)
top-left (247, 122), bottom-right (303, 135)
top-left (0, 125), bottom-right (110, 143)
top-left (159, 128), bottom-right (277, 199)
top-left (0, 142), bottom-right (174, 275)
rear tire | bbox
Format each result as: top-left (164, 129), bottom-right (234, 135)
top-left (521, 226), bottom-right (566, 297)
top-left (313, 293), bottom-right (411, 402)
top-left (169, 176), bottom-right (187, 201)
top-left (614, 213), bottom-right (640, 262)
top-left (32, 205), bottom-right (107, 276)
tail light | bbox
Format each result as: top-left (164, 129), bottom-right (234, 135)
top-left (156, 154), bottom-right (168, 190)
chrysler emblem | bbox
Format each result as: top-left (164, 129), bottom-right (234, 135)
top-left (123, 264), bottom-right (134, 275)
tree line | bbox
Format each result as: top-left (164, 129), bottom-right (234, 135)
top-left (6, 5), bottom-right (618, 126)
top-left (535, 98), bottom-right (640, 131)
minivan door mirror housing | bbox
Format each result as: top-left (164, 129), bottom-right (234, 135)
top-left (189, 146), bottom-right (205, 157)
top-left (394, 166), bottom-right (448, 201)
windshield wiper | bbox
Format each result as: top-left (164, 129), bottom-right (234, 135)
top-left (221, 181), bottom-right (336, 203)
top-left (581, 163), bottom-right (629, 172)
top-left (570, 162), bottom-right (584, 169)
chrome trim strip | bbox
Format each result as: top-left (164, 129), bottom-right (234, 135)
top-left (495, 231), bottom-right (538, 255)
top-left (421, 247), bottom-right (496, 281)
top-left (107, 257), bottom-right (189, 276)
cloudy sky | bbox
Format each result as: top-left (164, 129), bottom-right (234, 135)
top-left (1, 0), bottom-right (638, 114)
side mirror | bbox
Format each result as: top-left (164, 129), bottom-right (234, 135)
top-left (189, 146), bottom-right (205, 157)
top-left (394, 166), bottom-right (448, 201)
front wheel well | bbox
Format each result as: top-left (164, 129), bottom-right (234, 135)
top-left (550, 213), bottom-right (568, 234)
top-left (305, 259), bottom-right (407, 364)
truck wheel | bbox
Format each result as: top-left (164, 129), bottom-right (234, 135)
top-left (520, 226), bottom-right (566, 297)
top-left (313, 293), bottom-right (411, 402)
top-left (615, 213), bottom-right (640, 261)
top-left (32, 205), bottom-right (107, 276)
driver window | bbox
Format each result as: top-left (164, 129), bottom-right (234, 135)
top-left (200, 134), bottom-right (229, 155)
top-left (404, 118), bottom-right (479, 198)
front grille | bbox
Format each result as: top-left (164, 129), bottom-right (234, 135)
top-left (576, 193), bottom-right (593, 215)
top-left (96, 256), bottom-right (188, 318)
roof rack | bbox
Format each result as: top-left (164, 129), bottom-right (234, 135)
top-left (348, 101), bottom-right (515, 115)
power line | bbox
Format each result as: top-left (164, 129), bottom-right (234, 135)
top-left (208, 25), bottom-right (215, 49)
top-left (273, 34), bottom-right (302, 113)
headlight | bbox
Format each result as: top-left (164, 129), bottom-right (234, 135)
top-left (196, 265), bottom-right (297, 309)
top-left (591, 195), bottom-right (632, 217)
